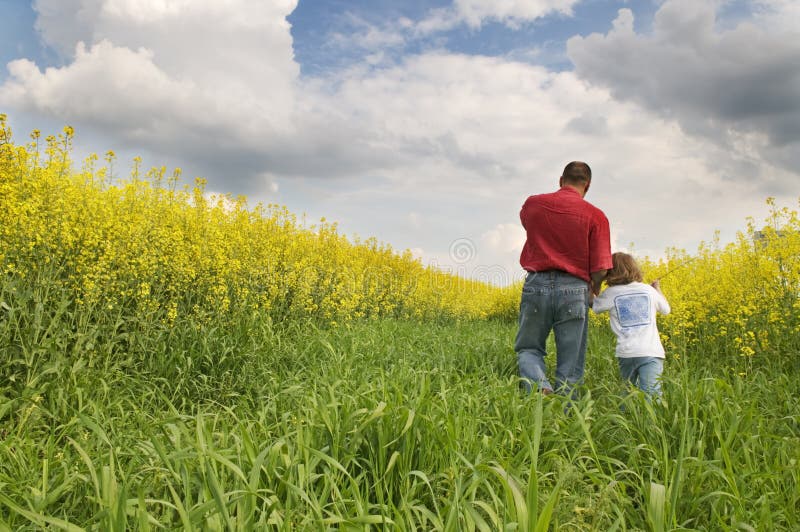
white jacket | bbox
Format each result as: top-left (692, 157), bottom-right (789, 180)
top-left (592, 282), bottom-right (671, 358)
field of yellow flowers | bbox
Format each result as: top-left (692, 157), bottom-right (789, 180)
top-left (637, 199), bottom-right (800, 371)
top-left (1, 117), bottom-right (798, 530)
top-left (2, 115), bottom-right (797, 356)
top-left (0, 116), bottom-right (517, 330)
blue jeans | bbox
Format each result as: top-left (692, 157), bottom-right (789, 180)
top-left (515, 270), bottom-right (590, 395)
top-left (618, 357), bottom-right (664, 397)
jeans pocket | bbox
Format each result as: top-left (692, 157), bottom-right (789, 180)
top-left (519, 289), bottom-right (543, 315)
top-left (557, 288), bottom-right (587, 322)
top-left (522, 276), bottom-right (548, 296)
top-left (560, 299), bottom-right (586, 321)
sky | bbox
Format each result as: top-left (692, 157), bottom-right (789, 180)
top-left (1, 0), bottom-right (799, 285)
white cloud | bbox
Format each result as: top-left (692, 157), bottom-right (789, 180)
top-left (101, 0), bottom-right (192, 23)
top-left (408, 211), bottom-right (423, 229)
top-left (452, 0), bottom-right (579, 28)
top-left (332, 0), bottom-right (582, 53)
top-left (478, 223), bottom-right (527, 283)
top-left (406, 0), bottom-right (581, 38)
top-left (255, 173), bottom-right (280, 195)
top-left (482, 223), bottom-right (525, 254)
top-left (32, 0), bottom-right (102, 57)
top-left (567, 0), bottom-right (800, 183)
top-left (27, 0), bottom-right (300, 124)
top-left (2, 40), bottom-right (198, 128)
top-left (323, 13), bottom-right (408, 63)
top-left (752, 0), bottom-right (800, 33)
top-left (5, 0), bottom-right (300, 194)
top-left (414, 8), bottom-right (461, 35)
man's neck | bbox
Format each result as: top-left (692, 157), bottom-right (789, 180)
top-left (561, 183), bottom-right (586, 197)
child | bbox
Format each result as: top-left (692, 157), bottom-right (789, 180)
top-left (592, 252), bottom-right (671, 398)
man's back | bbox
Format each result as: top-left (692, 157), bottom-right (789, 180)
top-left (519, 186), bottom-right (610, 282)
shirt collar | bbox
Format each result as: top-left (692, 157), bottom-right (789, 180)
top-left (558, 185), bottom-right (583, 197)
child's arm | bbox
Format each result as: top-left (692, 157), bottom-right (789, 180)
top-left (650, 280), bottom-right (671, 315)
top-left (591, 289), bottom-right (612, 313)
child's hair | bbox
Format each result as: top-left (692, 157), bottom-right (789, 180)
top-left (605, 252), bottom-right (643, 286)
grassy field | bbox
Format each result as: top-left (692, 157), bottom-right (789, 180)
top-left (2, 122), bottom-right (799, 529)
top-left (2, 295), bottom-right (798, 530)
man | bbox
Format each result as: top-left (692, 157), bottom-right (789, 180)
top-left (516, 161), bottom-right (612, 395)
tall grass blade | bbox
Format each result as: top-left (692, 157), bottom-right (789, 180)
top-left (0, 492), bottom-right (83, 532)
top-left (648, 482), bottom-right (667, 532)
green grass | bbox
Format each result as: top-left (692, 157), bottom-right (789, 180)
top-left (1, 280), bottom-right (799, 530)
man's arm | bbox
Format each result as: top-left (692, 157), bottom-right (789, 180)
top-left (590, 269), bottom-right (607, 296)
top-left (588, 210), bottom-right (612, 296)
top-left (590, 280), bottom-right (612, 313)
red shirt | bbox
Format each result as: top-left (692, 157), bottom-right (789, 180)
top-left (519, 186), bottom-right (612, 282)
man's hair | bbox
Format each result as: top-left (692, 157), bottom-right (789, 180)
top-left (606, 252), bottom-right (643, 286)
top-left (561, 161), bottom-right (592, 184)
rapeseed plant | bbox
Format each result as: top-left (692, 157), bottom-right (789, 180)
top-left (637, 204), bottom-right (800, 366)
top-left (0, 116), bottom-right (516, 327)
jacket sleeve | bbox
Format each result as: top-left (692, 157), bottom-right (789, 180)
top-left (592, 289), bottom-right (612, 313)
top-left (652, 287), bottom-right (671, 315)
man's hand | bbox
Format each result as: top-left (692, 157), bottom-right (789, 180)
top-left (590, 269), bottom-right (607, 295)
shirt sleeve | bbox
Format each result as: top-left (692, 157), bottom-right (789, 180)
top-left (653, 288), bottom-right (671, 315)
top-left (588, 210), bottom-right (613, 273)
top-left (592, 289), bottom-right (612, 313)
top-left (519, 197), bottom-right (530, 230)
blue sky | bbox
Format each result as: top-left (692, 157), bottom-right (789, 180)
top-left (0, 1), bottom-right (43, 76)
top-left (288, 0), bottom-right (660, 75)
top-left (1, 0), bottom-right (798, 283)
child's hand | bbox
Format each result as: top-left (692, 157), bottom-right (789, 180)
top-left (650, 279), bottom-right (661, 291)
